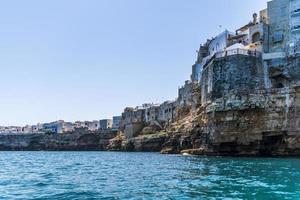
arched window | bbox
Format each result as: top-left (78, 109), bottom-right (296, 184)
top-left (252, 32), bottom-right (261, 43)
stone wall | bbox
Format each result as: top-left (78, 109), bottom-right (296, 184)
top-left (178, 81), bottom-right (198, 107)
top-left (124, 123), bottom-right (145, 138)
top-left (201, 54), bottom-right (264, 105)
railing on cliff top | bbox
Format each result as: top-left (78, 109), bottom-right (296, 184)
top-left (202, 48), bottom-right (262, 70)
top-left (215, 48), bottom-right (262, 59)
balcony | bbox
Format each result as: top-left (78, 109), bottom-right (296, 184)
top-left (215, 48), bottom-right (261, 58)
top-left (291, 25), bottom-right (300, 33)
top-left (291, 8), bottom-right (300, 17)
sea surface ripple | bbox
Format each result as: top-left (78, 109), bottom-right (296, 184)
top-left (0, 152), bottom-right (299, 200)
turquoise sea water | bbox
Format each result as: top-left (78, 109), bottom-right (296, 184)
top-left (0, 152), bottom-right (299, 200)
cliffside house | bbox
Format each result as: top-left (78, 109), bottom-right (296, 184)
top-left (42, 121), bottom-right (64, 134)
top-left (100, 119), bottom-right (112, 130)
top-left (112, 116), bottom-right (122, 131)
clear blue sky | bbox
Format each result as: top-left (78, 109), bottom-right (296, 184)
top-left (0, 0), bottom-right (268, 126)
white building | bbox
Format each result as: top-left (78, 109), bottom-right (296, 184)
top-left (62, 122), bottom-right (74, 132)
top-left (42, 121), bottom-right (64, 134)
top-left (87, 121), bottom-right (100, 131)
top-left (207, 30), bottom-right (234, 56)
top-left (191, 30), bottom-right (235, 84)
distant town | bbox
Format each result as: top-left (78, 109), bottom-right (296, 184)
top-left (0, 118), bottom-right (121, 134)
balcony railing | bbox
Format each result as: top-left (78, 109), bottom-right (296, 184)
top-left (202, 48), bottom-right (261, 70)
top-left (291, 8), bottom-right (300, 16)
top-left (291, 25), bottom-right (300, 33)
top-left (215, 48), bottom-right (261, 58)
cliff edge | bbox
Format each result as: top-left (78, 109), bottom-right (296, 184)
top-left (108, 86), bottom-right (300, 156)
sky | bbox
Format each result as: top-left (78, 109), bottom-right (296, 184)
top-left (0, 0), bottom-right (268, 126)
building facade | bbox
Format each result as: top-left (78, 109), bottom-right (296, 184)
top-left (42, 121), bottom-right (64, 134)
top-left (263, 0), bottom-right (300, 88)
top-left (178, 80), bottom-right (196, 107)
top-left (62, 122), bottom-right (75, 132)
top-left (158, 101), bottom-right (176, 127)
top-left (100, 119), bottom-right (112, 130)
top-left (112, 116), bottom-right (122, 131)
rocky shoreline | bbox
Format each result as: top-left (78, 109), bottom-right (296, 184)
top-left (0, 129), bottom-right (117, 151)
top-left (108, 86), bottom-right (300, 157)
top-left (0, 86), bottom-right (300, 157)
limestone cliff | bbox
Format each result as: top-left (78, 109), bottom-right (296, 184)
top-left (108, 85), bottom-right (300, 156)
top-left (0, 129), bottom-right (117, 151)
top-left (108, 132), bottom-right (168, 152)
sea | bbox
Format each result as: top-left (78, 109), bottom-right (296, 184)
top-left (0, 152), bottom-right (299, 200)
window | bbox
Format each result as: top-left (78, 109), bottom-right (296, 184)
top-left (252, 32), bottom-right (261, 43)
top-left (281, 6), bottom-right (287, 17)
top-left (293, 8), bottom-right (300, 14)
top-left (273, 30), bottom-right (284, 43)
top-left (292, 25), bottom-right (300, 31)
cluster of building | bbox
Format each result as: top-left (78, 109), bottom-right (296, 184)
top-left (119, 101), bottom-right (176, 138)
top-left (191, 0), bottom-right (300, 104)
top-left (119, 0), bottom-right (300, 138)
top-left (118, 81), bottom-right (200, 138)
top-left (0, 117), bottom-right (122, 134)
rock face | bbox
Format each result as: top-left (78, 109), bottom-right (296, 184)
top-left (106, 54), bottom-right (300, 156)
top-left (200, 55), bottom-right (264, 105)
top-left (160, 86), bottom-right (300, 156)
top-left (108, 132), bottom-right (168, 152)
top-left (108, 85), bottom-right (300, 156)
top-left (0, 129), bottom-right (117, 151)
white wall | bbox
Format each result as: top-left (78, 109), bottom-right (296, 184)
top-left (208, 31), bottom-right (230, 55)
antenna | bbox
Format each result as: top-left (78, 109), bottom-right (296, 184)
top-left (219, 25), bottom-right (223, 32)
